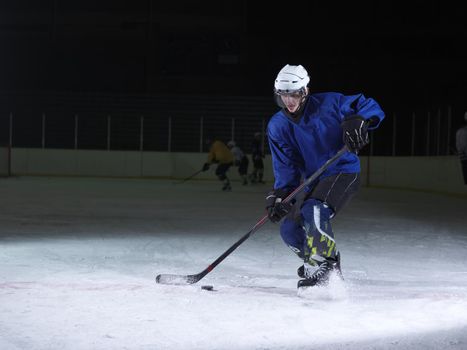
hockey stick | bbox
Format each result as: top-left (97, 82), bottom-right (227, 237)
top-left (174, 169), bottom-right (204, 184)
top-left (156, 146), bottom-right (348, 285)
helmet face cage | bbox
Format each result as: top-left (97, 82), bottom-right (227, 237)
top-left (273, 86), bottom-right (308, 109)
top-left (274, 86), bottom-right (307, 98)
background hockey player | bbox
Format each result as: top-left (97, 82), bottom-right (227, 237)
top-left (455, 112), bottom-right (467, 185)
top-left (227, 140), bottom-right (249, 185)
top-left (250, 132), bottom-right (265, 184)
top-left (265, 64), bottom-right (385, 289)
top-left (202, 137), bottom-right (234, 191)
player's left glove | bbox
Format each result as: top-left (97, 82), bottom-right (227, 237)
top-left (341, 115), bottom-right (369, 154)
top-left (202, 163), bottom-right (210, 171)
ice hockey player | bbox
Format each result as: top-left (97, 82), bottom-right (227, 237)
top-left (250, 132), bottom-right (265, 184)
top-left (227, 140), bottom-right (249, 185)
top-left (265, 64), bottom-right (385, 289)
top-left (456, 111), bottom-right (467, 185)
top-left (202, 137), bottom-right (234, 191)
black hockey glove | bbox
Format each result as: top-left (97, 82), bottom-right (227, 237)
top-left (202, 163), bottom-right (210, 171)
top-left (341, 115), bottom-right (369, 154)
top-left (265, 190), bottom-right (293, 223)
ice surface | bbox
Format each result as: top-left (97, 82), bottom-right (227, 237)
top-left (1, 176), bottom-right (466, 349)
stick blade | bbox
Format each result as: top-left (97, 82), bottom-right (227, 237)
top-left (155, 273), bottom-right (199, 285)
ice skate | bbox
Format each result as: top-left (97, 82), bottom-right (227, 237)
top-left (249, 173), bottom-right (257, 184)
top-left (257, 173), bottom-right (265, 184)
top-left (222, 180), bottom-right (232, 191)
top-left (297, 254), bottom-right (342, 288)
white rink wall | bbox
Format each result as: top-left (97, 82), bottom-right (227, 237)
top-left (359, 156), bottom-right (467, 195)
top-left (9, 148), bottom-right (467, 195)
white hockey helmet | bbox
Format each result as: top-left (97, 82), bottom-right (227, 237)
top-left (227, 140), bottom-right (236, 148)
top-left (274, 64), bottom-right (310, 95)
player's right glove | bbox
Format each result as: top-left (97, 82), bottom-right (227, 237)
top-left (202, 163), bottom-right (210, 171)
top-left (265, 190), bottom-right (292, 223)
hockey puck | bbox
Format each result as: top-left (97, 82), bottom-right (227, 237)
top-left (201, 285), bottom-right (214, 291)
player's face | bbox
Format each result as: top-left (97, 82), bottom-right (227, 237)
top-left (280, 92), bottom-right (302, 113)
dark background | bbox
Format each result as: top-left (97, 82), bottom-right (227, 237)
top-left (0, 0), bottom-right (466, 154)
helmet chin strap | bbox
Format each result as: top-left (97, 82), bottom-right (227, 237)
top-left (291, 87), bottom-right (309, 112)
top-left (298, 92), bottom-right (308, 109)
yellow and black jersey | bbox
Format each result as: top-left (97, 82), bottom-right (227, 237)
top-left (207, 140), bottom-right (234, 164)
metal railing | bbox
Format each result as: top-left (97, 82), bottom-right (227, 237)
top-left (0, 92), bottom-right (464, 156)
top-left (0, 112), bottom-right (269, 155)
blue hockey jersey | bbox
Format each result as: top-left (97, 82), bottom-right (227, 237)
top-left (267, 92), bottom-right (385, 192)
